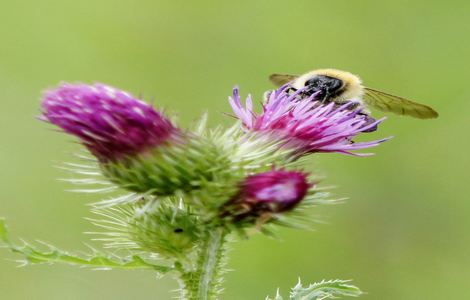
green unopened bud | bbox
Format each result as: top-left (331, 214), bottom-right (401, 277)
top-left (127, 201), bottom-right (201, 258)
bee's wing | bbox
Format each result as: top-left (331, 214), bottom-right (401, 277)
top-left (269, 74), bottom-right (298, 86)
top-left (363, 87), bottom-right (438, 119)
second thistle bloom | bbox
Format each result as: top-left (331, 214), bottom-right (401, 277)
top-left (41, 83), bottom-right (177, 162)
top-left (229, 86), bottom-right (388, 156)
top-left (223, 169), bottom-right (311, 222)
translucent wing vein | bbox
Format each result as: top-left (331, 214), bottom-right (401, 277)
top-left (364, 87), bottom-right (438, 119)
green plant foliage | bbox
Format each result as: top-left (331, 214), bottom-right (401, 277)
top-left (267, 279), bottom-right (363, 300)
top-left (1, 77), bottom-right (378, 300)
top-left (289, 279), bottom-right (363, 300)
top-left (0, 219), bottom-right (171, 272)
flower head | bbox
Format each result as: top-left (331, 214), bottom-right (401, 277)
top-left (41, 83), bottom-right (177, 161)
top-left (223, 169), bottom-right (311, 222)
top-left (229, 86), bottom-right (389, 156)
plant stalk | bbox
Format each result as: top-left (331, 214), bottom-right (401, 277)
top-left (179, 226), bottom-right (227, 300)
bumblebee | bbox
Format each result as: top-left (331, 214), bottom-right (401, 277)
top-left (269, 68), bottom-right (438, 119)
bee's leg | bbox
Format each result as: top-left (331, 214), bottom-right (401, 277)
top-left (285, 86), bottom-right (296, 93)
top-left (333, 101), bottom-right (377, 133)
top-left (357, 111), bottom-right (378, 133)
top-left (347, 100), bottom-right (362, 110)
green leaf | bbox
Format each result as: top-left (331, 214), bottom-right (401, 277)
top-left (0, 218), bottom-right (172, 273)
top-left (290, 279), bottom-right (363, 300)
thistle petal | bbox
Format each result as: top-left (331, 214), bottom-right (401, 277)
top-left (229, 86), bottom-right (389, 155)
top-left (41, 83), bottom-right (177, 161)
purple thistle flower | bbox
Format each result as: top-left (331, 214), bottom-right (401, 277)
top-left (229, 86), bottom-right (389, 156)
top-left (223, 169), bottom-right (311, 221)
top-left (41, 83), bottom-right (177, 161)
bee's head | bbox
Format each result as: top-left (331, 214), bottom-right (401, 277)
top-left (302, 75), bottom-right (344, 101)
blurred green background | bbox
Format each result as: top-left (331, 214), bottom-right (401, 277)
top-left (1, 0), bottom-right (468, 299)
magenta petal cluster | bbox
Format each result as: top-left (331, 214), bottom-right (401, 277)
top-left (41, 83), bottom-right (177, 161)
top-left (225, 169), bottom-right (310, 221)
top-left (243, 169), bottom-right (310, 211)
top-left (229, 86), bottom-right (389, 155)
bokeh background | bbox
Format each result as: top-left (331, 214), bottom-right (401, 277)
top-left (1, 1), bottom-right (468, 299)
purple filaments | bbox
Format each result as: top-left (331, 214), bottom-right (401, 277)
top-left (229, 86), bottom-right (389, 155)
top-left (41, 83), bottom-right (177, 161)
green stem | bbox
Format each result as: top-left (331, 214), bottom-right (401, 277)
top-left (180, 226), bottom-right (227, 300)
top-left (197, 227), bottom-right (225, 300)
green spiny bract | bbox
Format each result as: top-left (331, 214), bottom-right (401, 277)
top-left (97, 124), bottom-right (301, 216)
top-left (100, 135), bottom-right (234, 198)
top-left (127, 200), bottom-right (202, 259)
top-left (88, 199), bottom-right (202, 259)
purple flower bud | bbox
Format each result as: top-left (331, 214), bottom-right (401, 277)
top-left (229, 86), bottom-right (390, 156)
top-left (223, 169), bottom-right (311, 222)
top-left (41, 83), bottom-right (177, 161)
